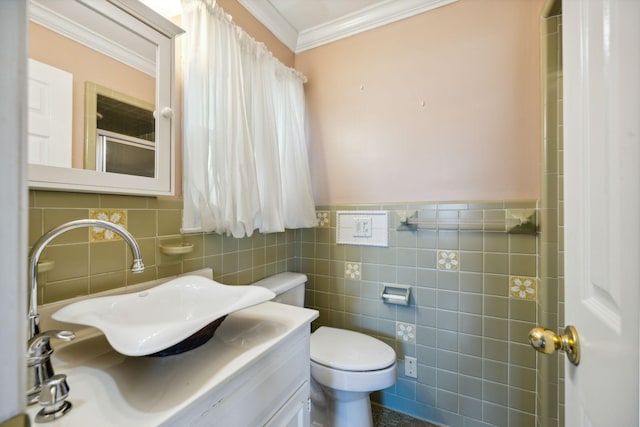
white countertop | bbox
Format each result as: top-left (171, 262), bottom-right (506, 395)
top-left (27, 301), bottom-right (318, 426)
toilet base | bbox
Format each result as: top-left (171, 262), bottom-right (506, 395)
top-left (311, 379), bottom-right (374, 427)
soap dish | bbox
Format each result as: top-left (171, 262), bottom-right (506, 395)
top-left (160, 243), bottom-right (194, 255)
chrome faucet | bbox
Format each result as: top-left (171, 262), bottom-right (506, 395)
top-left (27, 219), bottom-right (145, 409)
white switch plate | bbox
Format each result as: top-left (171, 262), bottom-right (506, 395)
top-left (354, 216), bottom-right (372, 237)
top-left (336, 211), bottom-right (388, 247)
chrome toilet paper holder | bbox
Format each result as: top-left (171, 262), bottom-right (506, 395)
top-left (381, 284), bottom-right (411, 305)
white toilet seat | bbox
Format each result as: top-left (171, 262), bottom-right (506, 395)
top-left (310, 326), bottom-right (396, 371)
top-left (310, 327), bottom-right (397, 393)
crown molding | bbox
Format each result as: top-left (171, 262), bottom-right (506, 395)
top-left (237, 0), bottom-right (299, 52)
top-left (297, 0), bottom-right (458, 52)
top-left (238, 0), bottom-right (458, 54)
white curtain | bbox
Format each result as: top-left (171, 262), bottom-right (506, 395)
top-left (181, 0), bottom-right (317, 237)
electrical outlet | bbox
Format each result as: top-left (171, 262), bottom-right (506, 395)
top-left (405, 356), bottom-right (417, 378)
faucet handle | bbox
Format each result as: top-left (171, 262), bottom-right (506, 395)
top-left (26, 330), bottom-right (75, 406)
top-left (27, 330), bottom-right (75, 362)
top-left (35, 374), bottom-right (73, 422)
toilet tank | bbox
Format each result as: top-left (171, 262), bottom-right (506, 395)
top-left (252, 272), bottom-right (306, 307)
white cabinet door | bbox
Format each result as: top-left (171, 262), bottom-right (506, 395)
top-left (265, 382), bottom-right (310, 427)
top-left (28, 59), bottom-right (72, 168)
top-left (167, 327), bottom-right (311, 427)
top-left (563, 0), bottom-right (640, 425)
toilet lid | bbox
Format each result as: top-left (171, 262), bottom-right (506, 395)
top-left (310, 327), bottom-right (396, 372)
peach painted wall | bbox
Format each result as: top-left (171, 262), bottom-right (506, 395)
top-left (172, 15), bottom-right (185, 197)
top-left (295, 0), bottom-right (544, 205)
top-left (29, 22), bottom-right (155, 170)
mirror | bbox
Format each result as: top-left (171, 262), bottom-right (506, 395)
top-left (27, 0), bottom-right (183, 195)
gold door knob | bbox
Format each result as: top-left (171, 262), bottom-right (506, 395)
top-left (528, 325), bottom-right (580, 366)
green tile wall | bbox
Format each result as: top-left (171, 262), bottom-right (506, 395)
top-left (538, 11), bottom-right (564, 427)
top-left (29, 191), bottom-right (296, 305)
top-left (302, 201), bottom-right (539, 427)
top-left (28, 191), bottom-right (540, 427)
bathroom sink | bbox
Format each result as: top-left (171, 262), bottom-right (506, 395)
top-left (52, 275), bottom-right (275, 357)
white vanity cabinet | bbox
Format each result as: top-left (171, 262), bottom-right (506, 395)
top-left (172, 322), bottom-right (311, 427)
top-left (32, 285), bottom-right (318, 427)
top-left (266, 382), bottom-right (310, 427)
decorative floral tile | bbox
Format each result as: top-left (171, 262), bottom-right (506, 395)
top-left (396, 322), bottom-right (416, 343)
top-left (437, 250), bottom-right (460, 271)
top-left (345, 261), bottom-right (361, 280)
top-left (89, 209), bottom-right (127, 242)
top-left (509, 276), bottom-right (537, 300)
top-left (316, 211), bottom-right (330, 228)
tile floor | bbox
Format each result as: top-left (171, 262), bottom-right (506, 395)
top-left (372, 404), bottom-right (439, 427)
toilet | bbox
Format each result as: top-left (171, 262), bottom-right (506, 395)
top-left (253, 272), bottom-right (397, 427)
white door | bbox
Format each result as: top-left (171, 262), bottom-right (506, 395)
top-left (28, 58), bottom-right (72, 168)
top-left (563, 0), bottom-right (639, 426)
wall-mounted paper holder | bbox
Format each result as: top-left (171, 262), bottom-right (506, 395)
top-left (381, 284), bottom-right (411, 306)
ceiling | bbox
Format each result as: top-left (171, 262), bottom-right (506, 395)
top-left (237, 0), bottom-right (458, 53)
top-left (140, 0), bottom-right (458, 53)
